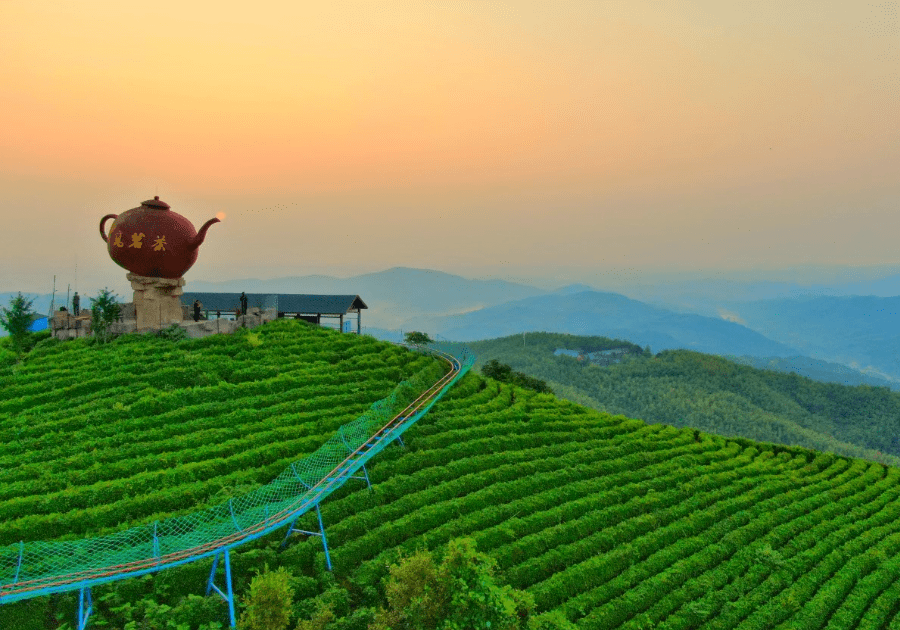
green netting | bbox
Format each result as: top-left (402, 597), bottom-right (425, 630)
top-left (0, 343), bottom-right (473, 603)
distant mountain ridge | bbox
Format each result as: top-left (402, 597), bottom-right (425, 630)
top-left (724, 355), bottom-right (898, 390)
top-left (188, 266), bottom-right (548, 329)
top-left (7, 267), bottom-right (898, 379)
top-left (620, 269), bottom-right (900, 314)
top-left (4, 275), bottom-right (806, 362)
top-left (727, 295), bottom-right (900, 382)
top-left (184, 267), bottom-right (900, 373)
top-left (408, 290), bottom-right (801, 359)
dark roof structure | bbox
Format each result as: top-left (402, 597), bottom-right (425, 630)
top-left (277, 294), bottom-right (367, 315)
top-left (179, 293), bottom-right (367, 315)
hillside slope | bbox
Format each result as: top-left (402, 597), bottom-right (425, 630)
top-left (0, 321), bottom-right (443, 545)
top-left (450, 332), bottom-right (900, 467)
top-left (318, 379), bottom-right (900, 629)
top-left (3, 324), bottom-right (900, 628)
top-left (724, 354), bottom-right (898, 391)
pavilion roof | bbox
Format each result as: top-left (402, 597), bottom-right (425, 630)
top-left (180, 293), bottom-right (367, 315)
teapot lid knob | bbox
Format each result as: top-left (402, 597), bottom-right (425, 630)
top-left (141, 195), bottom-right (170, 209)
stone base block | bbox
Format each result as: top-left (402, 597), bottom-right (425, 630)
top-left (51, 310), bottom-right (92, 340)
top-left (127, 273), bottom-right (187, 331)
top-left (110, 321), bottom-right (138, 336)
top-left (180, 318), bottom-right (241, 338)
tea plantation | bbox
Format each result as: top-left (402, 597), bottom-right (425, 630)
top-left (2, 320), bottom-right (899, 628)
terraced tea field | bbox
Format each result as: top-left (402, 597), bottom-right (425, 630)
top-left (3, 321), bottom-right (900, 628)
top-left (306, 374), bottom-right (900, 628)
top-left (0, 321), bottom-right (442, 544)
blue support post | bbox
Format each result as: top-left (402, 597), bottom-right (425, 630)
top-left (77, 587), bottom-right (92, 630)
top-left (224, 550), bottom-right (235, 628)
top-left (280, 472), bottom-right (314, 547)
top-left (280, 513), bottom-right (302, 548)
top-left (330, 461), bottom-right (372, 490)
top-left (206, 553), bottom-right (220, 594)
top-left (206, 549), bottom-right (237, 628)
top-left (291, 463), bottom-right (311, 489)
top-left (338, 429), bottom-right (373, 491)
top-left (393, 420), bottom-right (407, 448)
top-left (228, 499), bottom-right (241, 532)
top-left (316, 504), bottom-right (333, 571)
top-left (279, 503), bottom-right (332, 571)
top-left (13, 541), bottom-right (23, 584)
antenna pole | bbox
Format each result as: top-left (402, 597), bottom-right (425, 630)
top-left (49, 276), bottom-right (56, 320)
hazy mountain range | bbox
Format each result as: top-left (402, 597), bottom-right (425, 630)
top-left (620, 270), bottom-right (900, 315)
top-left (188, 267), bottom-right (546, 329)
top-left (725, 296), bottom-right (900, 383)
top-left (403, 289), bottom-right (800, 358)
top-left (4, 266), bottom-right (899, 384)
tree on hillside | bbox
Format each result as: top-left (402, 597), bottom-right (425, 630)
top-left (404, 331), bottom-right (433, 345)
top-left (369, 538), bottom-right (575, 630)
top-left (90, 288), bottom-right (121, 344)
top-left (0, 292), bottom-right (35, 357)
top-left (239, 564), bottom-right (294, 630)
top-left (482, 359), bottom-right (514, 381)
top-left (483, 359), bottom-right (554, 395)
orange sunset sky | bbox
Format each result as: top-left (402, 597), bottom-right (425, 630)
top-left (1, 1), bottom-right (898, 295)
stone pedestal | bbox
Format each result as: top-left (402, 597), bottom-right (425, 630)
top-left (127, 273), bottom-right (186, 331)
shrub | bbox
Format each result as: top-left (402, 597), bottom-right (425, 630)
top-left (404, 331), bottom-right (433, 345)
top-left (482, 359), bottom-right (554, 395)
top-left (90, 288), bottom-right (122, 344)
top-left (0, 292), bottom-right (35, 357)
top-left (368, 538), bottom-right (535, 630)
top-left (156, 324), bottom-right (188, 342)
top-left (238, 564), bottom-right (295, 630)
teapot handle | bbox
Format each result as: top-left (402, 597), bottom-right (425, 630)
top-left (99, 214), bottom-right (118, 243)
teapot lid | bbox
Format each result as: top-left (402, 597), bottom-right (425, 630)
top-left (141, 195), bottom-right (170, 209)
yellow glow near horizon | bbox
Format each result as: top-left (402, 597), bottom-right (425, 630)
top-left (1, 1), bottom-right (898, 291)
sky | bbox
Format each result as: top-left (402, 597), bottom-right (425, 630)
top-left (1, 1), bottom-right (898, 297)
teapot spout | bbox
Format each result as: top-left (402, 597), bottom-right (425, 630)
top-left (190, 217), bottom-right (220, 249)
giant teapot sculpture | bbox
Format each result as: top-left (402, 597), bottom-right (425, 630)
top-left (99, 196), bottom-right (219, 278)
